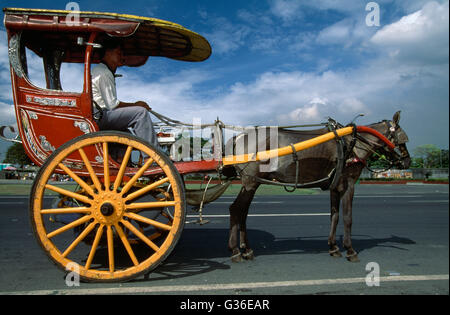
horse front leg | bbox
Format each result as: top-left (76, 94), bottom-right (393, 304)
top-left (328, 189), bottom-right (342, 257)
top-left (228, 203), bottom-right (242, 262)
top-left (341, 180), bottom-right (359, 262)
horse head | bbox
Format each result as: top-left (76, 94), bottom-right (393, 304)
top-left (355, 111), bottom-right (411, 169)
top-left (381, 111), bottom-right (411, 169)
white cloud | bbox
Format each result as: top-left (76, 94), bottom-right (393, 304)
top-left (0, 30), bottom-right (12, 102)
top-left (316, 19), bottom-right (352, 45)
top-left (301, 0), bottom-right (365, 13)
top-left (203, 70), bottom-right (374, 126)
top-left (284, 104), bottom-right (321, 122)
top-left (60, 63), bottom-right (85, 92)
top-left (269, 0), bottom-right (303, 22)
top-left (0, 101), bottom-right (16, 126)
top-left (371, 1), bottom-right (449, 65)
top-left (0, 32), bottom-right (8, 65)
top-left (115, 68), bottom-right (218, 124)
top-left (203, 17), bottom-right (250, 55)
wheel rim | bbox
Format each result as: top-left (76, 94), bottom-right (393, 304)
top-left (30, 132), bottom-right (185, 282)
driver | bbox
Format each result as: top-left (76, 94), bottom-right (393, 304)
top-left (91, 39), bottom-right (158, 147)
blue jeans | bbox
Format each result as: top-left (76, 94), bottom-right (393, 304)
top-left (96, 106), bottom-right (158, 147)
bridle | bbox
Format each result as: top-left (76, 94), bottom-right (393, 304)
top-left (354, 120), bottom-right (410, 170)
top-left (384, 120), bottom-right (410, 166)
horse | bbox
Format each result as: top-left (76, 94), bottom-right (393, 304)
top-left (224, 111), bottom-right (411, 263)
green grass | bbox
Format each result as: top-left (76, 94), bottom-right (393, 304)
top-left (0, 183), bottom-right (78, 196)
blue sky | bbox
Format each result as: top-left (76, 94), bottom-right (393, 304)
top-left (0, 0), bottom-right (449, 156)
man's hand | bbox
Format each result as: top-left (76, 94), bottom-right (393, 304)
top-left (116, 101), bottom-right (151, 111)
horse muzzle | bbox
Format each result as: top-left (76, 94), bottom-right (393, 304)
top-left (392, 146), bottom-right (411, 169)
top-left (397, 156), bottom-right (411, 169)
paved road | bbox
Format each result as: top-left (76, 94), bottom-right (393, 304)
top-left (0, 184), bottom-right (448, 295)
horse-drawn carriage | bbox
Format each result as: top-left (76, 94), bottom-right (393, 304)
top-left (2, 8), bottom-right (410, 282)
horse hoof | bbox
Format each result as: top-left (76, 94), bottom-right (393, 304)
top-left (329, 247), bottom-right (342, 258)
top-left (330, 251), bottom-right (342, 258)
top-left (346, 252), bottom-right (360, 262)
top-left (231, 253), bottom-right (243, 263)
top-left (242, 249), bottom-right (254, 260)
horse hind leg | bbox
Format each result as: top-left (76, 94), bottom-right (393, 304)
top-left (228, 185), bottom-right (258, 262)
top-left (240, 227), bottom-right (254, 260)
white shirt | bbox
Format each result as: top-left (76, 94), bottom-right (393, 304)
top-left (91, 63), bottom-right (120, 110)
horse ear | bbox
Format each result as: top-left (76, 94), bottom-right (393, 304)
top-left (393, 111), bottom-right (401, 125)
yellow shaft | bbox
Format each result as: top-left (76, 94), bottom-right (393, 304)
top-left (222, 126), bottom-right (354, 166)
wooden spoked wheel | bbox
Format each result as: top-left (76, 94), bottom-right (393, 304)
top-left (30, 131), bottom-right (185, 282)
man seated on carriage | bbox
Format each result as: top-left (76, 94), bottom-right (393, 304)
top-left (91, 39), bottom-right (158, 147)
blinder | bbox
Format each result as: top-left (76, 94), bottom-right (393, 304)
top-left (387, 121), bottom-right (409, 145)
top-left (395, 128), bottom-right (409, 144)
top-left (386, 121), bottom-right (410, 168)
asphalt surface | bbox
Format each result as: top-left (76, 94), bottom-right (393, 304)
top-left (0, 184), bottom-right (448, 296)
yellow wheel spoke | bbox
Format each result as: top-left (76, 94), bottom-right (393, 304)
top-left (107, 226), bottom-right (115, 273)
top-left (125, 177), bottom-right (170, 201)
top-left (103, 142), bottom-right (110, 191)
top-left (124, 212), bottom-right (172, 231)
top-left (85, 224), bottom-right (104, 270)
top-left (47, 215), bottom-right (92, 239)
top-left (114, 223), bottom-right (139, 266)
top-left (45, 184), bottom-right (92, 205)
top-left (113, 146), bottom-right (133, 192)
top-left (120, 219), bottom-right (160, 252)
top-left (58, 163), bottom-right (95, 196)
top-left (62, 222), bottom-right (97, 258)
top-left (41, 207), bottom-right (91, 215)
top-left (120, 158), bottom-right (154, 195)
top-left (78, 147), bottom-right (102, 192)
top-left (126, 200), bottom-right (176, 210)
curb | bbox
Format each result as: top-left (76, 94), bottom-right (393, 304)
top-left (359, 180), bottom-right (448, 185)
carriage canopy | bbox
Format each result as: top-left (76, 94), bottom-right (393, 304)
top-left (3, 7), bottom-right (212, 66)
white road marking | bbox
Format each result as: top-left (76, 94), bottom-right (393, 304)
top-left (187, 213), bottom-right (329, 218)
top-left (409, 200), bottom-right (448, 203)
top-left (0, 202), bottom-right (25, 205)
top-left (214, 201), bottom-right (283, 204)
top-left (355, 195), bottom-right (422, 198)
top-left (3, 274), bottom-right (448, 295)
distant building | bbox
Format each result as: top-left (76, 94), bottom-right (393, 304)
top-left (0, 163), bottom-right (15, 171)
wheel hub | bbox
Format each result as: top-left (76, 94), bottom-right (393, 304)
top-left (92, 192), bottom-right (125, 225)
top-left (100, 202), bottom-right (115, 216)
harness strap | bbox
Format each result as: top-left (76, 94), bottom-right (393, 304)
top-left (327, 121), bottom-right (346, 191)
top-left (284, 144), bottom-right (300, 193)
top-left (345, 123), bottom-right (358, 161)
top-left (252, 172), bottom-right (334, 189)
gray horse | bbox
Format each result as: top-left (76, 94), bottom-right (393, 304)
top-left (225, 111), bottom-right (411, 263)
